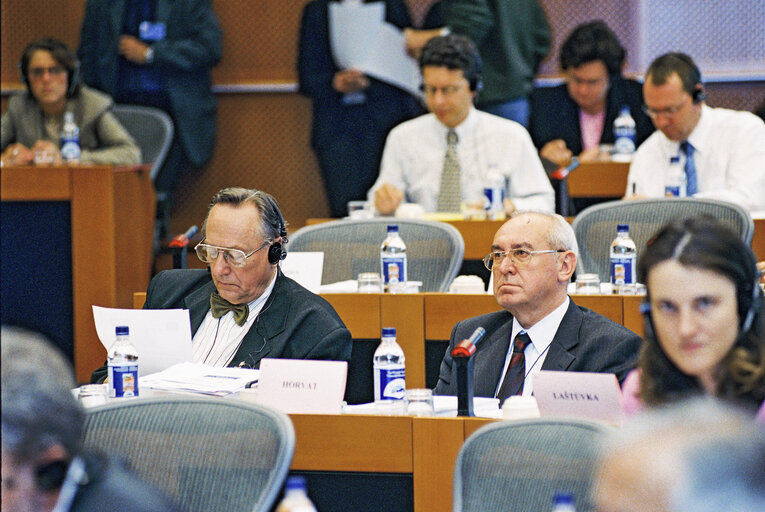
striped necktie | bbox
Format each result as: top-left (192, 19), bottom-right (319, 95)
top-left (681, 141), bottom-right (698, 195)
top-left (496, 331), bottom-right (532, 402)
top-left (437, 129), bottom-right (461, 212)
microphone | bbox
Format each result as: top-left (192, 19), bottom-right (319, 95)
top-left (549, 157), bottom-right (580, 181)
top-left (452, 326), bottom-right (485, 417)
top-left (168, 225), bottom-right (199, 249)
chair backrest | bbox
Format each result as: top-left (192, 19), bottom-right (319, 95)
top-left (287, 218), bottom-right (465, 292)
top-left (111, 104), bottom-right (174, 181)
top-left (453, 418), bottom-right (607, 512)
top-left (83, 396), bottom-right (295, 512)
top-left (572, 198), bottom-right (754, 282)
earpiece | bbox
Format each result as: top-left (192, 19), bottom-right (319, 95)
top-left (640, 300), bottom-right (656, 341)
top-left (261, 192), bottom-right (287, 265)
top-left (692, 86), bottom-right (706, 105)
top-left (267, 242), bottom-right (285, 265)
top-left (740, 282), bottom-right (762, 335)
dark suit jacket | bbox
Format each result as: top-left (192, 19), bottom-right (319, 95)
top-left (434, 300), bottom-right (641, 397)
top-left (529, 76), bottom-right (654, 155)
top-left (77, 0), bottom-right (222, 167)
top-left (91, 269), bottom-right (352, 382)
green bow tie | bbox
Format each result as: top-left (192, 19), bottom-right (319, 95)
top-left (210, 292), bottom-right (249, 326)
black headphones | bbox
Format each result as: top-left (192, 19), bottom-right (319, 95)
top-left (261, 193), bottom-right (288, 265)
top-left (672, 53), bottom-right (706, 104)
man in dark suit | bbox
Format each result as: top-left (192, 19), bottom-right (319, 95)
top-left (77, 0), bottom-right (222, 235)
top-left (434, 211), bottom-right (641, 402)
top-left (2, 327), bottom-right (180, 512)
top-left (91, 187), bottom-right (351, 382)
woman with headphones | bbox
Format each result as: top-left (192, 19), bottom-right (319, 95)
top-left (1, 37), bottom-right (140, 167)
top-left (621, 217), bottom-right (765, 422)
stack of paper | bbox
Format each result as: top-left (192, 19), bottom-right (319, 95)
top-left (140, 363), bottom-right (259, 397)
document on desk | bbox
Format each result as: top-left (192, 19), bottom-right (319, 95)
top-left (140, 363), bottom-right (259, 397)
top-left (329, 1), bottom-right (420, 96)
top-left (92, 306), bottom-right (192, 376)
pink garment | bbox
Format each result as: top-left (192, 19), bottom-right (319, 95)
top-left (578, 109), bottom-right (605, 151)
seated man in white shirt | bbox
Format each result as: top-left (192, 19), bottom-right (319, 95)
top-left (368, 34), bottom-right (554, 216)
top-left (625, 52), bottom-right (765, 212)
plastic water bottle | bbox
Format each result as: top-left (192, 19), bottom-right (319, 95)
top-left (551, 492), bottom-right (576, 512)
top-left (613, 106), bottom-right (636, 159)
top-left (664, 155), bottom-right (687, 197)
top-left (107, 326), bottom-right (139, 398)
top-left (275, 476), bottom-right (317, 512)
top-left (483, 170), bottom-right (506, 221)
top-left (373, 327), bottom-right (406, 412)
top-left (610, 224), bottom-right (637, 295)
top-left (380, 224), bottom-right (407, 293)
top-left (60, 111), bottom-right (81, 163)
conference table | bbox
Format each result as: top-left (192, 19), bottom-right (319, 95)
top-left (1, 164), bottom-right (155, 382)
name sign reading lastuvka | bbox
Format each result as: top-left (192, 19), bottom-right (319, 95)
top-left (256, 358), bottom-right (347, 414)
top-left (533, 370), bottom-right (625, 426)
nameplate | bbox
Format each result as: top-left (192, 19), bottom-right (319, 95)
top-left (533, 370), bottom-right (624, 425)
top-left (280, 252), bottom-right (324, 293)
top-left (256, 358), bottom-right (347, 414)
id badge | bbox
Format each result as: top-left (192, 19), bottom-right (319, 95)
top-left (139, 21), bottom-right (166, 42)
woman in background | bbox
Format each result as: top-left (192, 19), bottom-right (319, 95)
top-left (621, 217), bottom-right (765, 422)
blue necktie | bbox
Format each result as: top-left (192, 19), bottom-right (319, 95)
top-left (681, 141), bottom-right (698, 195)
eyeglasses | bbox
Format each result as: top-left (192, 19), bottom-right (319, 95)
top-left (195, 240), bottom-right (270, 268)
top-left (420, 84), bottom-right (466, 96)
top-left (642, 102), bottom-right (685, 119)
top-left (483, 249), bottom-right (566, 271)
top-left (28, 66), bottom-right (66, 79)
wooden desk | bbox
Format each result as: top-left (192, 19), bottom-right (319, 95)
top-left (753, 216), bottom-right (765, 261)
top-left (1, 165), bottom-right (155, 382)
top-left (566, 161), bottom-right (629, 198)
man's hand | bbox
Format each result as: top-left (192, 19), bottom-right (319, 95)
top-left (540, 139), bottom-right (573, 168)
top-left (374, 183), bottom-right (404, 215)
top-left (1, 143), bottom-right (34, 166)
top-left (332, 69), bottom-right (369, 94)
top-left (118, 35), bottom-right (151, 64)
top-left (503, 198), bottom-right (516, 216)
top-left (404, 28), bottom-right (443, 59)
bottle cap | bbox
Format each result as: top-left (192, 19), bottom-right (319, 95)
top-left (285, 475), bottom-right (307, 491)
top-left (387, 224), bottom-right (399, 233)
top-left (115, 326), bottom-right (129, 336)
top-left (382, 327), bottom-right (396, 338)
top-left (553, 492), bottom-right (575, 505)
top-left (617, 224), bottom-right (629, 232)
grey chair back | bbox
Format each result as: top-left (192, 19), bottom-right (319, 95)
top-left (111, 104), bottom-right (174, 181)
top-left (453, 418), bottom-right (607, 512)
top-left (572, 198), bottom-right (754, 282)
top-left (83, 396), bottom-right (295, 512)
top-left (287, 218), bottom-right (465, 292)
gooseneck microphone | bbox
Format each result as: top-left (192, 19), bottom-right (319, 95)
top-left (453, 326), bottom-right (486, 416)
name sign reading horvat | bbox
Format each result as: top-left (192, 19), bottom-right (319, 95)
top-left (533, 370), bottom-right (624, 425)
top-left (256, 358), bottom-right (347, 414)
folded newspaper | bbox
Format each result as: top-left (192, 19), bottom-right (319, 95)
top-left (140, 362), bottom-right (259, 397)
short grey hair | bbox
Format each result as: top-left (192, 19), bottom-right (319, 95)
top-left (1, 326), bottom-right (85, 459)
top-left (510, 210), bottom-right (580, 260)
top-left (201, 187), bottom-right (288, 244)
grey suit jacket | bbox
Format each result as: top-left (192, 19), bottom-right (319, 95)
top-left (91, 269), bottom-right (351, 382)
top-left (434, 299), bottom-right (641, 397)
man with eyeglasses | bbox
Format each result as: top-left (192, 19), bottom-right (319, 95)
top-left (1, 38), bottom-right (140, 167)
top-left (625, 52), bottom-right (765, 212)
top-left (92, 187), bottom-right (352, 383)
top-left (367, 34), bottom-right (553, 216)
top-left (2, 326), bottom-right (179, 512)
top-left (434, 211), bottom-right (641, 403)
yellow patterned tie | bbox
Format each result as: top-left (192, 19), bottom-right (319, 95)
top-left (437, 129), bottom-right (461, 212)
top-left (210, 292), bottom-right (249, 326)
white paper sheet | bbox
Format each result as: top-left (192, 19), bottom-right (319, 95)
top-left (280, 252), bottom-right (324, 293)
top-left (92, 306), bottom-right (193, 376)
top-left (344, 396), bottom-right (502, 418)
top-left (140, 362), bottom-right (259, 397)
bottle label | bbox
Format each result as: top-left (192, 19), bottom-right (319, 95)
top-left (614, 132), bottom-right (636, 154)
top-left (61, 138), bottom-right (81, 162)
top-left (381, 256), bottom-right (406, 285)
top-left (664, 185), bottom-right (686, 197)
top-left (108, 364), bottom-right (139, 398)
top-left (374, 365), bottom-right (405, 401)
top-left (610, 257), bottom-right (635, 284)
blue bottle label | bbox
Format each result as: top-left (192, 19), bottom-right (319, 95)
top-left (381, 256), bottom-right (406, 285)
top-left (375, 366), bottom-right (405, 401)
top-left (610, 257), bottom-right (635, 284)
top-left (108, 364), bottom-right (139, 397)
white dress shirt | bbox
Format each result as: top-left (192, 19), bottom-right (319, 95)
top-left (627, 105), bottom-right (765, 211)
top-left (495, 296), bottom-right (570, 398)
top-left (192, 273), bottom-right (277, 367)
top-left (369, 108), bottom-right (555, 213)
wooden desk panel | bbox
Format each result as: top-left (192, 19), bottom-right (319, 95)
top-left (622, 295), bottom-right (645, 337)
top-left (424, 293), bottom-right (500, 340)
top-left (412, 417), bottom-right (464, 512)
top-left (322, 293), bottom-right (381, 339)
top-left (566, 161), bottom-right (629, 198)
top-left (753, 217), bottom-right (765, 261)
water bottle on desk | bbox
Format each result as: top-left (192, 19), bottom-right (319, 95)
top-left (664, 155), bottom-right (687, 197)
top-left (612, 106), bottom-right (636, 161)
top-left (373, 327), bottom-right (406, 413)
top-left (275, 476), bottom-right (317, 512)
top-left (60, 111), bottom-right (81, 163)
top-left (551, 492), bottom-right (576, 512)
top-left (610, 224), bottom-right (637, 295)
top-left (483, 171), bottom-right (506, 221)
top-left (107, 326), bottom-right (139, 398)
top-left (380, 224), bottom-right (407, 293)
